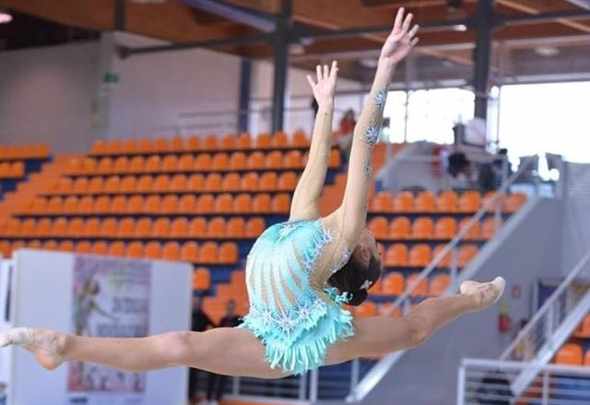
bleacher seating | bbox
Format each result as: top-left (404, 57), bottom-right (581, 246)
top-left (0, 134), bottom-right (529, 323)
top-left (0, 144), bottom-right (51, 200)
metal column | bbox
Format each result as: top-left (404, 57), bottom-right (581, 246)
top-left (271, 0), bottom-right (292, 133)
top-left (238, 59), bottom-right (252, 133)
top-left (473, 0), bottom-right (495, 120)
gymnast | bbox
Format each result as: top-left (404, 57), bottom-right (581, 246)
top-left (0, 8), bottom-right (504, 379)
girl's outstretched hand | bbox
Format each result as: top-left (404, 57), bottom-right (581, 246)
top-left (379, 7), bottom-right (420, 66)
top-left (307, 60), bottom-right (338, 107)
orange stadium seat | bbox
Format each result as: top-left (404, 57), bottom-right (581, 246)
top-left (576, 315), bottom-right (590, 337)
top-left (237, 133), bottom-right (251, 150)
top-left (50, 217), bottom-right (68, 236)
top-left (154, 138), bottom-right (171, 153)
top-left (120, 175), bottom-right (137, 193)
top-left (152, 218), bottom-right (171, 237)
top-left (137, 175), bottom-right (154, 192)
top-left (104, 176), bottom-right (121, 193)
top-left (458, 244), bottom-right (479, 267)
top-left (433, 244), bottom-right (453, 267)
top-left (205, 173), bottom-right (223, 191)
top-left (99, 218), bottom-right (118, 238)
top-left (265, 151), bottom-right (283, 169)
top-left (409, 244), bottom-right (432, 267)
top-left (203, 135), bottom-right (219, 150)
top-left (434, 217), bottom-right (458, 239)
top-left (371, 192), bottom-right (393, 213)
top-left (430, 274), bottom-right (451, 296)
top-left (226, 217), bottom-right (245, 238)
top-left (482, 217), bottom-right (501, 239)
top-left (504, 192), bottom-right (527, 213)
top-left (199, 242), bottom-right (219, 264)
top-left (245, 217), bottom-right (265, 238)
top-left (233, 193), bottom-right (252, 213)
top-left (196, 194), bottom-right (215, 213)
top-left (259, 172), bottom-right (278, 191)
top-left (414, 191), bottom-right (436, 212)
top-left (229, 152), bottom-right (248, 170)
top-left (412, 217), bottom-right (434, 239)
top-left (554, 344), bottom-right (583, 366)
top-left (459, 218), bottom-right (481, 240)
top-left (437, 191), bottom-right (459, 212)
top-left (368, 216), bottom-right (389, 239)
top-left (222, 173), bottom-right (241, 191)
top-left (97, 157), bottom-right (114, 174)
top-left (385, 244), bottom-right (409, 267)
top-left (193, 267), bottom-right (211, 290)
top-left (189, 218), bottom-right (207, 238)
top-left (118, 217), bottom-right (136, 238)
top-left (73, 177), bottom-right (89, 194)
top-left (171, 136), bottom-right (184, 152)
top-left (407, 274), bottom-right (429, 296)
top-left (284, 150), bottom-right (303, 169)
top-left (255, 133), bottom-right (272, 149)
top-left (459, 191), bottom-right (481, 213)
top-left (181, 242), bottom-right (199, 263)
top-left (186, 174), bottom-right (205, 192)
top-left (292, 131), bottom-right (310, 147)
top-left (66, 218), bottom-right (84, 238)
top-left (178, 154), bottom-right (194, 172)
top-left (42, 240), bottom-right (58, 251)
top-left (126, 241), bottom-right (145, 258)
top-left (178, 194), bottom-right (197, 213)
top-left (393, 192), bottom-right (414, 213)
top-left (278, 171), bottom-right (297, 191)
top-left (19, 218), bottom-right (36, 237)
top-left (215, 194), bottom-right (233, 213)
top-left (111, 195), bottom-right (128, 214)
top-left (170, 217), bottom-right (189, 238)
top-left (252, 194), bottom-right (272, 213)
top-left (212, 153), bottom-right (230, 171)
top-left (390, 217), bottom-right (411, 239)
top-left (145, 242), bottom-right (163, 259)
top-left (272, 193), bottom-right (291, 214)
top-left (219, 242), bottom-right (239, 264)
top-left (169, 174), bottom-right (188, 192)
top-left (76, 241), bottom-right (93, 254)
top-left (382, 272), bottom-right (405, 295)
top-left (162, 242), bottom-right (181, 261)
top-left (109, 241), bottom-right (126, 257)
top-left (153, 174), bottom-right (170, 192)
top-left (113, 156), bottom-right (129, 173)
top-left (207, 217), bottom-right (226, 238)
top-left (135, 217), bottom-right (153, 237)
top-left (127, 195), bottom-right (144, 214)
top-left (144, 195), bottom-right (162, 214)
top-left (241, 172), bottom-right (259, 191)
top-left (82, 218), bottom-right (100, 238)
top-left (272, 131), bottom-right (289, 148)
top-left (161, 195), bottom-right (179, 213)
top-left (93, 196), bottom-right (111, 214)
top-left (247, 152), bottom-right (265, 170)
top-left (64, 196), bottom-right (79, 213)
top-left (186, 136), bottom-right (200, 152)
top-left (54, 177), bottom-right (73, 194)
top-left (92, 241), bottom-right (109, 255)
top-left (136, 138), bottom-right (155, 154)
top-left (82, 158), bottom-right (98, 174)
top-left (122, 139), bottom-right (139, 154)
top-left (129, 156), bottom-right (146, 173)
top-left (145, 155), bottom-right (162, 173)
top-left (355, 301), bottom-right (377, 318)
top-left (47, 196), bottom-right (64, 214)
top-left (221, 134), bottom-right (237, 150)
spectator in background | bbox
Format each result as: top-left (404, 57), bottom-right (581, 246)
top-left (205, 299), bottom-right (241, 405)
top-left (189, 296), bottom-right (215, 405)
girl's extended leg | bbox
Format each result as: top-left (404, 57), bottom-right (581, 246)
top-left (1, 326), bottom-right (285, 379)
top-left (325, 277), bottom-right (505, 364)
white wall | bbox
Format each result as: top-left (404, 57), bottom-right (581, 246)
top-left (0, 42), bottom-right (100, 153)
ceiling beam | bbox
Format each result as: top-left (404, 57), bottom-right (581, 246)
top-left (497, 0), bottom-right (590, 33)
top-left (182, 0), bottom-right (277, 32)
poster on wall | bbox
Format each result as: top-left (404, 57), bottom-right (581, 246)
top-left (67, 256), bottom-right (152, 405)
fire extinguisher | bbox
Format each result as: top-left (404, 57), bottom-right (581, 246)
top-left (498, 300), bottom-right (512, 334)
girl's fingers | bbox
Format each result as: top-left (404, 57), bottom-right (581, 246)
top-left (410, 37), bottom-right (419, 47)
top-left (323, 64), bottom-right (329, 79)
top-left (402, 12), bottom-right (413, 33)
top-left (393, 7), bottom-right (404, 32)
top-left (316, 65), bottom-right (322, 82)
top-left (330, 60), bottom-right (338, 78)
top-left (408, 24), bottom-right (419, 40)
top-left (306, 75), bottom-right (316, 88)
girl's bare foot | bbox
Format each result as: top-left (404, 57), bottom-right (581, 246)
top-left (0, 327), bottom-right (67, 370)
top-left (460, 277), bottom-right (506, 312)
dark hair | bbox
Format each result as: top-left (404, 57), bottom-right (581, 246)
top-left (328, 254), bottom-right (382, 306)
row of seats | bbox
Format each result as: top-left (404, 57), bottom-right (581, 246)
top-left (554, 343), bottom-right (590, 366)
top-left (66, 149), bottom-right (341, 175)
top-left (19, 193), bottom-right (292, 215)
top-left (0, 144), bottom-right (50, 160)
top-left (371, 190), bottom-right (527, 214)
top-left (0, 162), bottom-right (25, 179)
top-left (0, 239), bottom-right (239, 264)
top-left (47, 172), bottom-right (300, 195)
top-left (369, 215), bottom-right (498, 240)
top-left (0, 216), bottom-right (267, 239)
top-left (381, 243), bottom-right (479, 268)
top-left (90, 132), bottom-right (311, 156)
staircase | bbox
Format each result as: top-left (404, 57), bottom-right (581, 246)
top-left (499, 249), bottom-right (590, 397)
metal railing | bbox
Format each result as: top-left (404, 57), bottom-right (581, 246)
top-left (458, 358), bottom-right (590, 405)
top-left (497, 250), bottom-right (590, 396)
top-left (347, 156), bottom-right (536, 402)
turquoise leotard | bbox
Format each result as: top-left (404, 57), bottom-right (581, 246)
top-left (240, 218), bottom-right (354, 375)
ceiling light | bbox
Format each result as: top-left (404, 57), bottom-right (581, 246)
top-left (0, 10), bottom-right (12, 24)
top-left (535, 46), bottom-right (560, 57)
top-left (452, 24), bottom-right (468, 32)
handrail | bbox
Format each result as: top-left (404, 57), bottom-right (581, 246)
top-left (348, 156), bottom-right (535, 402)
top-left (499, 249), bottom-right (590, 361)
top-left (388, 155), bottom-right (534, 314)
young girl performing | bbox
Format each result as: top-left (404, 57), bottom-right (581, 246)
top-left (0, 8), bottom-right (504, 379)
